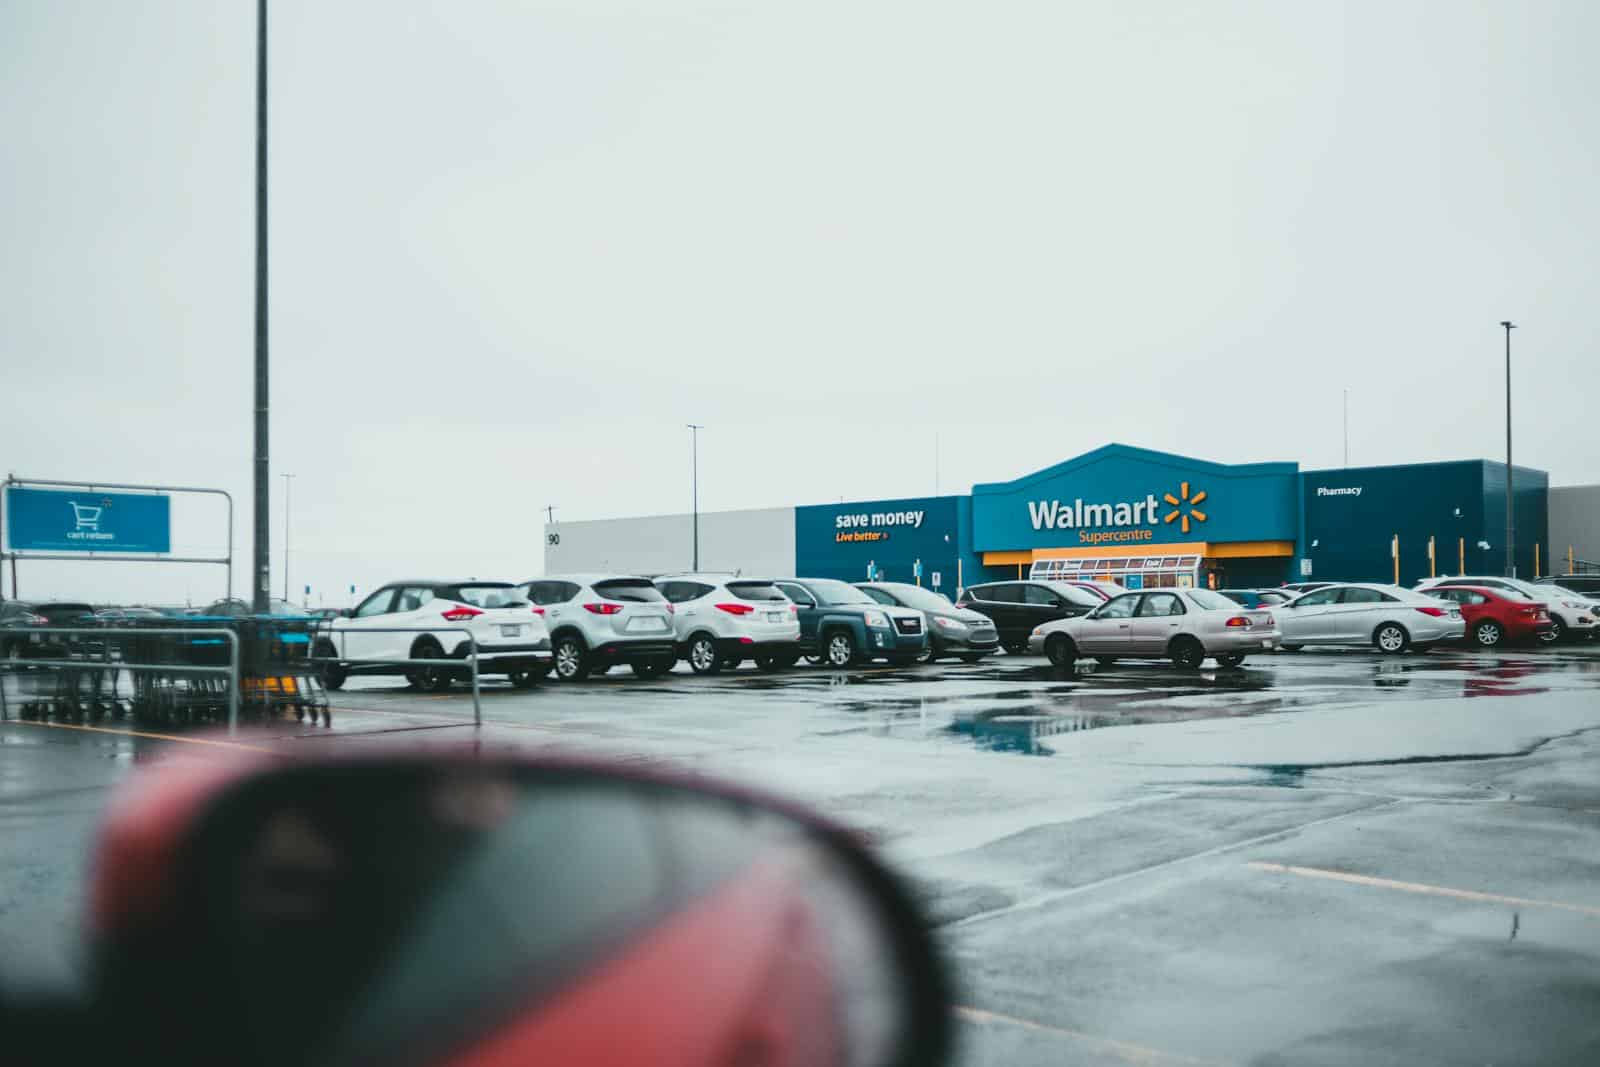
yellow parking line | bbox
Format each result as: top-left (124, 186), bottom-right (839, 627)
top-left (2, 718), bottom-right (277, 753)
top-left (1248, 861), bottom-right (1600, 918)
top-left (954, 1006), bottom-right (1228, 1065)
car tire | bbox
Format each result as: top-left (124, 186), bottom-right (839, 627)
top-left (823, 630), bottom-right (858, 668)
top-left (1216, 652), bottom-right (1246, 668)
top-left (508, 668), bottom-right (543, 689)
top-left (1044, 633), bottom-right (1077, 670)
top-left (631, 657), bottom-right (671, 679)
top-left (687, 634), bottom-right (723, 675)
top-left (407, 638), bottom-right (452, 692)
top-left (1469, 619), bottom-right (1502, 647)
top-left (313, 640), bottom-right (346, 691)
top-left (552, 635), bottom-right (590, 682)
top-left (1373, 622), bottom-right (1410, 655)
top-left (1170, 636), bottom-right (1205, 670)
top-left (1540, 617), bottom-right (1565, 644)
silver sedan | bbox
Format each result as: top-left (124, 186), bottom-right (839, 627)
top-left (1027, 587), bottom-right (1280, 670)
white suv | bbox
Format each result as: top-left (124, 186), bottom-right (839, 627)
top-left (1416, 575), bottom-right (1599, 643)
top-left (516, 575), bottom-right (678, 681)
top-left (654, 575), bottom-right (802, 673)
top-left (317, 580), bottom-right (551, 691)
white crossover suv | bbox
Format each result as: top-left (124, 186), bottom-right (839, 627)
top-left (516, 575), bottom-right (679, 681)
top-left (1275, 583), bottom-right (1464, 653)
top-left (317, 580), bottom-right (551, 691)
top-left (1028, 587), bottom-right (1280, 670)
top-left (654, 575), bottom-right (802, 673)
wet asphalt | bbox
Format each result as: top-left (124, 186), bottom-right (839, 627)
top-left (4, 643), bottom-right (1600, 1065)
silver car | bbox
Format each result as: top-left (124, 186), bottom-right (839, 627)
top-left (1275, 582), bottom-right (1464, 653)
top-left (1027, 587), bottom-right (1280, 670)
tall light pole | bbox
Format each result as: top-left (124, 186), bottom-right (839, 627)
top-left (687, 424), bottom-right (703, 570)
top-left (280, 473), bottom-right (294, 603)
top-left (1501, 320), bottom-right (1516, 577)
top-left (251, 0), bottom-right (271, 612)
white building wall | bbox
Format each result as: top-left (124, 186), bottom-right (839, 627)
top-left (1549, 484), bottom-right (1600, 569)
top-left (541, 507), bottom-right (797, 578)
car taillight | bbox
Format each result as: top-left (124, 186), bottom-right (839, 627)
top-left (582, 602), bottom-right (623, 615)
top-left (1414, 607), bottom-right (1446, 617)
top-left (24, 613), bottom-right (48, 625)
top-left (665, 604), bottom-right (675, 614)
top-left (716, 602), bottom-right (755, 616)
top-left (530, 606), bottom-right (546, 616)
top-left (790, 604), bottom-right (800, 614)
top-left (441, 605), bottom-right (483, 622)
top-left (1519, 606), bottom-right (1537, 616)
top-left (1225, 616), bottom-right (1252, 628)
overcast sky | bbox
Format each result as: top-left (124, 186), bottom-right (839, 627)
top-left (3, 1), bottom-right (1597, 605)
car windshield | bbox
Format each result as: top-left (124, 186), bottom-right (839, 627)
top-left (880, 585), bottom-right (955, 612)
top-left (1186, 589), bottom-right (1236, 611)
top-left (805, 580), bottom-right (874, 606)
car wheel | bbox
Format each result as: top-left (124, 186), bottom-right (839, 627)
top-left (313, 640), bottom-right (346, 691)
top-left (1094, 656), bottom-right (1118, 666)
top-left (824, 630), bottom-right (858, 668)
top-left (631, 657), bottom-right (671, 679)
top-left (508, 668), bottom-right (542, 689)
top-left (687, 634), bottom-right (723, 675)
top-left (1539, 617), bottom-right (1565, 644)
top-left (552, 635), bottom-right (590, 681)
top-left (1170, 636), bottom-right (1205, 670)
top-left (1471, 620), bottom-right (1504, 648)
top-left (407, 638), bottom-right (452, 692)
top-left (1373, 622), bottom-right (1410, 654)
top-left (1044, 633), bottom-right (1077, 669)
top-left (1216, 652), bottom-right (1246, 668)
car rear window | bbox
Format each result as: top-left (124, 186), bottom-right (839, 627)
top-left (726, 581), bottom-right (787, 602)
top-left (594, 579), bottom-right (667, 603)
top-left (451, 585), bottom-right (525, 608)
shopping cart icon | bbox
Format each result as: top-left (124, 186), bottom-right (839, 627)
top-left (69, 501), bottom-right (103, 532)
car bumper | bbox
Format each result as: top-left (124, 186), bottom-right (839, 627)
top-left (1414, 618), bottom-right (1467, 642)
top-left (930, 628), bottom-right (1000, 653)
top-left (592, 639), bottom-right (678, 662)
top-left (1210, 628), bottom-right (1281, 653)
top-left (865, 627), bottom-right (928, 654)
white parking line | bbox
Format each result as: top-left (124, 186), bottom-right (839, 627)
top-left (1247, 861), bottom-right (1600, 918)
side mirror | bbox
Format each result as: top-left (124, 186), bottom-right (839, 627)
top-left (87, 753), bottom-right (952, 1067)
top-left (794, 597), bottom-right (817, 609)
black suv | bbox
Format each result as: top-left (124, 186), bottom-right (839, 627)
top-left (955, 581), bottom-right (1101, 654)
top-left (0, 601), bottom-right (96, 657)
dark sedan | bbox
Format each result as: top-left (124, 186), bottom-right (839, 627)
top-left (856, 582), bottom-right (1000, 662)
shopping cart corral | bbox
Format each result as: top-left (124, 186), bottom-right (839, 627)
top-left (0, 616), bottom-right (331, 730)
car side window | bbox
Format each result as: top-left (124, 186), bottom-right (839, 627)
top-left (1465, 591), bottom-right (1488, 605)
top-left (860, 587), bottom-right (896, 605)
top-left (1097, 595), bottom-right (1139, 619)
top-left (1138, 593), bottom-right (1183, 617)
top-left (1023, 584), bottom-right (1059, 606)
top-left (1340, 588), bottom-right (1385, 605)
top-left (354, 588), bottom-right (396, 618)
top-left (395, 587), bottom-right (436, 613)
top-left (988, 584), bottom-right (1023, 604)
top-left (686, 582), bottom-right (716, 600)
top-left (776, 583), bottom-right (814, 606)
top-left (656, 582), bottom-right (689, 604)
top-left (1296, 588), bottom-right (1340, 606)
top-left (1433, 589), bottom-right (1461, 604)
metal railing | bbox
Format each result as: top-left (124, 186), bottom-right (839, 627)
top-left (0, 626), bottom-right (240, 732)
top-left (309, 626), bottom-right (483, 727)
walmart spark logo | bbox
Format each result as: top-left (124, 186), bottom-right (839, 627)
top-left (1162, 482), bottom-right (1207, 535)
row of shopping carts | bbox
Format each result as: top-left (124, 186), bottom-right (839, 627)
top-left (0, 616), bottom-right (331, 728)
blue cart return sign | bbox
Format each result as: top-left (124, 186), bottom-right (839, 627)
top-left (5, 487), bottom-right (171, 554)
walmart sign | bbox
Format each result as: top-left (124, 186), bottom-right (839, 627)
top-left (5, 487), bottom-right (171, 554)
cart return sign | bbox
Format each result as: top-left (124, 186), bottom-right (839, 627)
top-left (5, 486), bottom-right (171, 554)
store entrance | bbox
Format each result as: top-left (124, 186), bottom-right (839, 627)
top-left (1030, 553), bottom-right (1202, 591)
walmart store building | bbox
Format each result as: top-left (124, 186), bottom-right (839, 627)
top-left (543, 444), bottom-right (1570, 593)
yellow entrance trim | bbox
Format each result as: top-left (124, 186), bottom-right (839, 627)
top-left (981, 550), bottom-right (1033, 565)
top-left (1205, 540), bottom-right (1295, 559)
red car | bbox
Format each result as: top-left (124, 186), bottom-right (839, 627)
top-left (1429, 585), bottom-right (1554, 647)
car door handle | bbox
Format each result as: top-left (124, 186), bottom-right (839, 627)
top-left (1118, 623), bottom-right (1130, 629)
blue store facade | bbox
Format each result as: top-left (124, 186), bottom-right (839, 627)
top-left (795, 445), bottom-right (1549, 592)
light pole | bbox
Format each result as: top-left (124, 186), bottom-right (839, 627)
top-left (251, 0), bottom-right (271, 612)
top-left (687, 425), bottom-right (703, 570)
top-left (281, 472), bottom-right (294, 603)
top-left (1501, 320), bottom-right (1516, 577)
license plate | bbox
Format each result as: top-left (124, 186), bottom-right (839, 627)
top-left (1262, 639), bottom-right (1275, 649)
top-left (626, 616), bottom-right (667, 632)
top-left (765, 612), bottom-right (786, 623)
top-left (500, 625), bottom-right (522, 638)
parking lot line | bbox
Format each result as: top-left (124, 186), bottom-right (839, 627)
top-left (2, 718), bottom-right (277, 753)
top-left (1247, 861), bottom-right (1600, 918)
top-left (955, 1005), bottom-right (1229, 1066)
